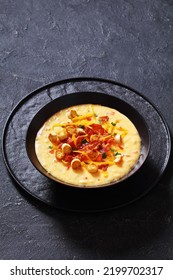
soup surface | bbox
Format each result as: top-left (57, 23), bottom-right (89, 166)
top-left (35, 104), bottom-right (141, 187)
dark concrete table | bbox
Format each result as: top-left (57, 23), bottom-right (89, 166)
top-left (0, 0), bottom-right (173, 260)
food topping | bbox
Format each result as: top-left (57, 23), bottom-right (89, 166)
top-left (62, 143), bottom-right (72, 154)
top-left (48, 108), bottom-right (128, 174)
top-left (71, 158), bottom-right (82, 169)
top-left (87, 163), bottom-right (98, 174)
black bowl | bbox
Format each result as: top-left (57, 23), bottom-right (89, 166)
top-left (26, 92), bottom-right (150, 188)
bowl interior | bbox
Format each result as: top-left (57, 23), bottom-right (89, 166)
top-left (26, 92), bottom-right (150, 188)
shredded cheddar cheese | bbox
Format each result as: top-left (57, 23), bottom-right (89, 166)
top-left (72, 113), bottom-right (94, 122)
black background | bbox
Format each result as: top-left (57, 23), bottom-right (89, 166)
top-left (0, 0), bottom-right (173, 260)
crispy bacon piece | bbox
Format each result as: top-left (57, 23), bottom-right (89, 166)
top-left (90, 124), bottom-right (107, 135)
top-left (99, 116), bottom-right (109, 123)
top-left (66, 137), bottom-right (75, 148)
top-left (84, 126), bottom-right (93, 137)
top-left (76, 135), bottom-right (87, 148)
top-left (99, 164), bottom-right (109, 171)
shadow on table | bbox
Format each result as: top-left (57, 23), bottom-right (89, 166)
top-left (57, 191), bottom-right (172, 260)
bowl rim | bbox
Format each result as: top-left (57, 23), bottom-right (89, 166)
top-left (25, 91), bottom-right (151, 189)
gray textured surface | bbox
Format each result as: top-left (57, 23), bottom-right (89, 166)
top-left (0, 0), bottom-right (173, 259)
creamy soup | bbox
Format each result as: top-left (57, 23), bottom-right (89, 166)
top-left (35, 104), bottom-right (141, 187)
